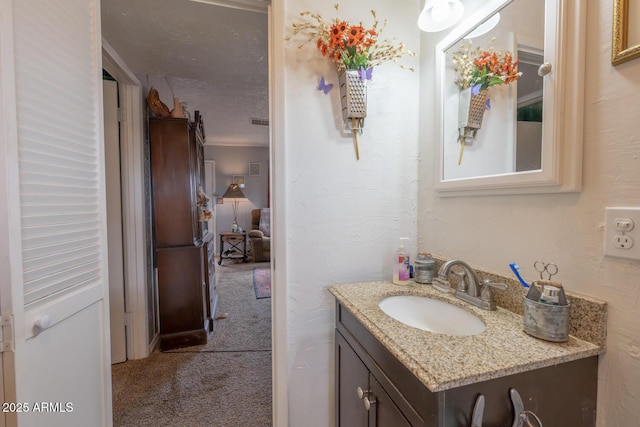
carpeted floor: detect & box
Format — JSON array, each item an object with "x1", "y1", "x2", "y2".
[{"x1": 111, "y1": 261, "x2": 272, "y2": 426}]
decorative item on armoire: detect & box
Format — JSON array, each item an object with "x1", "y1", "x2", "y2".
[
  {"x1": 451, "y1": 39, "x2": 521, "y2": 164},
  {"x1": 287, "y1": 4, "x2": 415, "y2": 160},
  {"x1": 146, "y1": 87, "x2": 171, "y2": 118},
  {"x1": 197, "y1": 186, "x2": 213, "y2": 221},
  {"x1": 170, "y1": 96, "x2": 186, "y2": 118}
]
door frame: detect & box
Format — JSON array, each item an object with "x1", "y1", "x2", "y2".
[
  {"x1": 0, "y1": 1, "x2": 22, "y2": 423},
  {"x1": 101, "y1": 3, "x2": 289, "y2": 423},
  {"x1": 102, "y1": 39, "x2": 156, "y2": 359},
  {"x1": 269, "y1": 1, "x2": 289, "y2": 426},
  {"x1": 103, "y1": 78, "x2": 127, "y2": 364}
]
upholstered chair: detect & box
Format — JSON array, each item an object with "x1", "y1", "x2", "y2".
[{"x1": 249, "y1": 208, "x2": 270, "y2": 262}]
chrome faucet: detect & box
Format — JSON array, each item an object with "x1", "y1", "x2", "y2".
[{"x1": 432, "y1": 260, "x2": 507, "y2": 310}]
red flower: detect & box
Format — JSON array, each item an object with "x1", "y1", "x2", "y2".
[
  {"x1": 329, "y1": 22, "x2": 348, "y2": 47},
  {"x1": 316, "y1": 38, "x2": 330, "y2": 57},
  {"x1": 349, "y1": 25, "x2": 365, "y2": 43}
]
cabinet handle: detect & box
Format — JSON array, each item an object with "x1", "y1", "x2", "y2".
[
  {"x1": 357, "y1": 387, "x2": 377, "y2": 411},
  {"x1": 363, "y1": 396, "x2": 376, "y2": 411},
  {"x1": 356, "y1": 386, "x2": 369, "y2": 400}
]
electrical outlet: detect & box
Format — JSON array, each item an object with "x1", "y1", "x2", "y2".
[
  {"x1": 613, "y1": 235, "x2": 634, "y2": 249},
  {"x1": 604, "y1": 207, "x2": 640, "y2": 260},
  {"x1": 614, "y1": 217, "x2": 634, "y2": 232}
]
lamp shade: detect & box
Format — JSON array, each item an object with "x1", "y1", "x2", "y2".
[
  {"x1": 418, "y1": 0, "x2": 464, "y2": 33},
  {"x1": 222, "y1": 183, "x2": 246, "y2": 199}
]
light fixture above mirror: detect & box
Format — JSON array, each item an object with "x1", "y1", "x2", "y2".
[{"x1": 418, "y1": 0, "x2": 465, "y2": 33}]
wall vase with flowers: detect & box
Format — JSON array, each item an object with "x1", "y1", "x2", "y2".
[
  {"x1": 287, "y1": 4, "x2": 414, "y2": 160},
  {"x1": 452, "y1": 39, "x2": 521, "y2": 164},
  {"x1": 458, "y1": 86, "x2": 488, "y2": 141},
  {"x1": 338, "y1": 69, "x2": 367, "y2": 130}
]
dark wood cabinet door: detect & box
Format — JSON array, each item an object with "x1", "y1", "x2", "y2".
[
  {"x1": 369, "y1": 375, "x2": 411, "y2": 427},
  {"x1": 156, "y1": 246, "x2": 207, "y2": 350},
  {"x1": 150, "y1": 118, "x2": 200, "y2": 247},
  {"x1": 336, "y1": 331, "x2": 369, "y2": 427}
]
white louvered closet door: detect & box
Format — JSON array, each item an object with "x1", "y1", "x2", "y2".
[{"x1": 0, "y1": 0, "x2": 112, "y2": 426}]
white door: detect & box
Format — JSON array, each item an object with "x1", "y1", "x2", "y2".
[
  {"x1": 0, "y1": 1, "x2": 112, "y2": 426},
  {"x1": 104, "y1": 79, "x2": 127, "y2": 364},
  {"x1": 204, "y1": 160, "x2": 216, "y2": 238},
  {"x1": 205, "y1": 160, "x2": 216, "y2": 197}
]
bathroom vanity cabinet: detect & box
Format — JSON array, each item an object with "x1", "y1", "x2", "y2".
[
  {"x1": 336, "y1": 330, "x2": 414, "y2": 426},
  {"x1": 335, "y1": 301, "x2": 598, "y2": 427}
]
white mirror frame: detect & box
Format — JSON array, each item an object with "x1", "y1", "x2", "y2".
[{"x1": 434, "y1": 0, "x2": 586, "y2": 196}]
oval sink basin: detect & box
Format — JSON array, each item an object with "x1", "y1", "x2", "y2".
[{"x1": 378, "y1": 295, "x2": 486, "y2": 336}]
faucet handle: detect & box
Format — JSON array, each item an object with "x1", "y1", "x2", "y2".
[
  {"x1": 480, "y1": 279, "x2": 508, "y2": 304},
  {"x1": 482, "y1": 279, "x2": 508, "y2": 291}
]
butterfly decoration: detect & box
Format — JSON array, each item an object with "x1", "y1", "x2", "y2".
[
  {"x1": 485, "y1": 98, "x2": 491, "y2": 110},
  {"x1": 317, "y1": 77, "x2": 334, "y2": 94},
  {"x1": 358, "y1": 66, "x2": 373, "y2": 81}
]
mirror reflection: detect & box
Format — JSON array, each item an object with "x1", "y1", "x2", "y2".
[{"x1": 441, "y1": 0, "x2": 545, "y2": 181}]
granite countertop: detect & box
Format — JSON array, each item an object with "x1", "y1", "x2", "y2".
[{"x1": 329, "y1": 281, "x2": 606, "y2": 392}]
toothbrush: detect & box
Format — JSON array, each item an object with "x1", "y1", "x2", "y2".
[{"x1": 509, "y1": 262, "x2": 530, "y2": 288}]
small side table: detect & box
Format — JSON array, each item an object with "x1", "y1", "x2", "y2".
[{"x1": 218, "y1": 231, "x2": 247, "y2": 265}]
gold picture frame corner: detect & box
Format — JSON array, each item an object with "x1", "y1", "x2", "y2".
[{"x1": 612, "y1": 0, "x2": 640, "y2": 65}]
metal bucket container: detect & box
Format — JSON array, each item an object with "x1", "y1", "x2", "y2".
[
  {"x1": 523, "y1": 297, "x2": 570, "y2": 342},
  {"x1": 414, "y1": 253, "x2": 435, "y2": 284}
]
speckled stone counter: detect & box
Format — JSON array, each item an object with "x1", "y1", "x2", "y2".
[{"x1": 329, "y1": 280, "x2": 606, "y2": 392}]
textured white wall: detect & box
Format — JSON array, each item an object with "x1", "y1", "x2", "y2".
[
  {"x1": 281, "y1": 0, "x2": 420, "y2": 424},
  {"x1": 418, "y1": 0, "x2": 640, "y2": 425}
]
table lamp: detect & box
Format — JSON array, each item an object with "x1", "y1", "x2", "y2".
[{"x1": 222, "y1": 183, "x2": 246, "y2": 232}]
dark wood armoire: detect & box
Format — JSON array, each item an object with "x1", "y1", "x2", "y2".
[{"x1": 149, "y1": 115, "x2": 217, "y2": 350}]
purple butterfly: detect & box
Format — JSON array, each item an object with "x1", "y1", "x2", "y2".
[
  {"x1": 485, "y1": 98, "x2": 491, "y2": 110},
  {"x1": 317, "y1": 77, "x2": 333, "y2": 94},
  {"x1": 471, "y1": 83, "x2": 482, "y2": 96},
  {"x1": 359, "y1": 66, "x2": 373, "y2": 81}
]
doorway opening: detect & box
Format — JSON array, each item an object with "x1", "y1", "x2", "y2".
[{"x1": 101, "y1": 0, "x2": 276, "y2": 424}]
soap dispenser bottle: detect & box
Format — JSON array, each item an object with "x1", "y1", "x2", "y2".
[{"x1": 393, "y1": 237, "x2": 411, "y2": 285}]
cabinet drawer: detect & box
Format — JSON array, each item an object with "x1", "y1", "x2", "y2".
[{"x1": 221, "y1": 235, "x2": 244, "y2": 243}]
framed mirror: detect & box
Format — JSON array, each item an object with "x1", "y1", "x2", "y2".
[
  {"x1": 434, "y1": 0, "x2": 586, "y2": 196},
  {"x1": 612, "y1": 0, "x2": 640, "y2": 65}
]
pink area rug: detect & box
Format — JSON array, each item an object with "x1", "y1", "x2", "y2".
[{"x1": 253, "y1": 267, "x2": 271, "y2": 299}]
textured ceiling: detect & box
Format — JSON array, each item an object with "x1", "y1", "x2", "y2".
[{"x1": 101, "y1": 0, "x2": 269, "y2": 146}]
